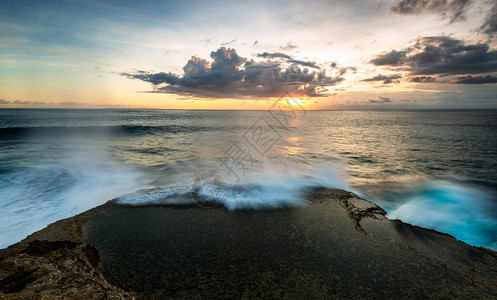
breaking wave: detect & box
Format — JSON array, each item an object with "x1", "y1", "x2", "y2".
[
  {"x1": 381, "y1": 180, "x2": 497, "y2": 250},
  {"x1": 117, "y1": 167, "x2": 351, "y2": 210},
  {"x1": 0, "y1": 153, "x2": 151, "y2": 249}
]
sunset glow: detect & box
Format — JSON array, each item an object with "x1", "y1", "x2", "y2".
[
  {"x1": 286, "y1": 97, "x2": 309, "y2": 106},
  {"x1": 1, "y1": 0, "x2": 496, "y2": 109}
]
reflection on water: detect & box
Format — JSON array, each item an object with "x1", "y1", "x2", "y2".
[{"x1": 280, "y1": 137, "x2": 304, "y2": 156}]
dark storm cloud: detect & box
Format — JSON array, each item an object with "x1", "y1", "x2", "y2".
[
  {"x1": 454, "y1": 75, "x2": 497, "y2": 84},
  {"x1": 370, "y1": 36, "x2": 497, "y2": 82},
  {"x1": 370, "y1": 50, "x2": 408, "y2": 66},
  {"x1": 361, "y1": 74, "x2": 402, "y2": 84},
  {"x1": 479, "y1": 2, "x2": 497, "y2": 38},
  {"x1": 368, "y1": 96, "x2": 393, "y2": 104},
  {"x1": 390, "y1": 0, "x2": 472, "y2": 22},
  {"x1": 128, "y1": 71, "x2": 180, "y2": 86},
  {"x1": 408, "y1": 76, "x2": 436, "y2": 82},
  {"x1": 123, "y1": 47, "x2": 344, "y2": 98},
  {"x1": 0, "y1": 99, "x2": 10, "y2": 104}
]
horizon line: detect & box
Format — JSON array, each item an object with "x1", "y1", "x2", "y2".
[{"x1": 1, "y1": 107, "x2": 497, "y2": 111}]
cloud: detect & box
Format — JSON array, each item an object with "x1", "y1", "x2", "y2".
[
  {"x1": 288, "y1": 59, "x2": 320, "y2": 69},
  {"x1": 279, "y1": 42, "x2": 298, "y2": 51},
  {"x1": 0, "y1": 99, "x2": 10, "y2": 104},
  {"x1": 390, "y1": 0, "x2": 472, "y2": 23},
  {"x1": 13, "y1": 100, "x2": 46, "y2": 105},
  {"x1": 368, "y1": 96, "x2": 393, "y2": 104},
  {"x1": 370, "y1": 36, "x2": 497, "y2": 82},
  {"x1": 59, "y1": 102, "x2": 86, "y2": 105},
  {"x1": 221, "y1": 39, "x2": 237, "y2": 46},
  {"x1": 361, "y1": 74, "x2": 402, "y2": 84},
  {"x1": 370, "y1": 50, "x2": 407, "y2": 66},
  {"x1": 123, "y1": 47, "x2": 344, "y2": 98},
  {"x1": 408, "y1": 76, "x2": 436, "y2": 82},
  {"x1": 391, "y1": 1, "x2": 496, "y2": 38},
  {"x1": 479, "y1": 2, "x2": 497, "y2": 38},
  {"x1": 256, "y1": 52, "x2": 320, "y2": 68},
  {"x1": 257, "y1": 52, "x2": 292, "y2": 60},
  {"x1": 454, "y1": 75, "x2": 497, "y2": 84}
]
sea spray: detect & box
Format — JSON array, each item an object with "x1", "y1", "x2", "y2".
[
  {"x1": 381, "y1": 180, "x2": 497, "y2": 250},
  {"x1": 116, "y1": 165, "x2": 351, "y2": 210},
  {"x1": 0, "y1": 153, "x2": 151, "y2": 249}
]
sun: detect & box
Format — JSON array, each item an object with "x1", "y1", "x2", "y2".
[{"x1": 283, "y1": 97, "x2": 309, "y2": 107}]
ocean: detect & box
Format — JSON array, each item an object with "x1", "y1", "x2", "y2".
[{"x1": 1, "y1": 108, "x2": 496, "y2": 250}]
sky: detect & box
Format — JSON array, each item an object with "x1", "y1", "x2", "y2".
[{"x1": 1, "y1": 0, "x2": 497, "y2": 109}]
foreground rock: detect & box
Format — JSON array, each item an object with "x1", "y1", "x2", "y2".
[
  {"x1": 1, "y1": 188, "x2": 496, "y2": 299},
  {"x1": 0, "y1": 207, "x2": 134, "y2": 299}
]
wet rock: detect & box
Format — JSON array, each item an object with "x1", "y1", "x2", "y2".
[
  {"x1": 0, "y1": 268, "x2": 36, "y2": 294},
  {"x1": 1, "y1": 189, "x2": 496, "y2": 299},
  {"x1": 0, "y1": 205, "x2": 134, "y2": 299},
  {"x1": 22, "y1": 240, "x2": 77, "y2": 256}
]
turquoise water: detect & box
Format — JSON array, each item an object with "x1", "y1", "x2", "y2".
[{"x1": 0, "y1": 109, "x2": 496, "y2": 249}]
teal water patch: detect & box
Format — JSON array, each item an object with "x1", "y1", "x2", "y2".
[{"x1": 381, "y1": 181, "x2": 497, "y2": 250}]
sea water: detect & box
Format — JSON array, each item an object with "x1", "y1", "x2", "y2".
[{"x1": 0, "y1": 109, "x2": 496, "y2": 249}]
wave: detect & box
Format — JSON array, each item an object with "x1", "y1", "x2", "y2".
[
  {"x1": 0, "y1": 125, "x2": 213, "y2": 139},
  {"x1": 0, "y1": 152, "x2": 151, "y2": 249},
  {"x1": 117, "y1": 167, "x2": 351, "y2": 210},
  {"x1": 2, "y1": 148, "x2": 496, "y2": 253},
  {"x1": 380, "y1": 180, "x2": 497, "y2": 250},
  {"x1": 116, "y1": 171, "x2": 497, "y2": 251}
]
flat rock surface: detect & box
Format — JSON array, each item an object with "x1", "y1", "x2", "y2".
[{"x1": 1, "y1": 188, "x2": 496, "y2": 299}]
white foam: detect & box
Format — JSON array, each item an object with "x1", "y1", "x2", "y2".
[
  {"x1": 116, "y1": 165, "x2": 351, "y2": 210},
  {"x1": 0, "y1": 152, "x2": 151, "y2": 249},
  {"x1": 387, "y1": 181, "x2": 497, "y2": 250}
]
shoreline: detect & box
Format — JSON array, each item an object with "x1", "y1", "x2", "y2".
[{"x1": 1, "y1": 188, "x2": 496, "y2": 298}]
